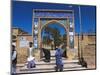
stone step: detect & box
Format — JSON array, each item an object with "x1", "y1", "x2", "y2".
[
  {"x1": 36, "y1": 60, "x2": 79, "y2": 65},
  {"x1": 40, "y1": 57, "x2": 67, "y2": 61},
  {"x1": 17, "y1": 60, "x2": 79, "y2": 67},
  {"x1": 20, "y1": 63, "x2": 82, "y2": 70},
  {"x1": 16, "y1": 66, "x2": 86, "y2": 74},
  {"x1": 16, "y1": 59, "x2": 86, "y2": 74}
]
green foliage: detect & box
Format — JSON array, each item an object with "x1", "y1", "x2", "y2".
[
  {"x1": 42, "y1": 24, "x2": 68, "y2": 50},
  {"x1": 43, "y1": 26, "x2": 63, "y2": 48}
]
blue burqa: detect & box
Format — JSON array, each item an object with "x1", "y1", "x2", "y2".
[{"x1": 55, "y1": 48, "x2": 63, "y2": 66}]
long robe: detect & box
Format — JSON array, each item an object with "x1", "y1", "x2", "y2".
[{"x1": 55, "y1": 48, "x2": 63, "y2": 66}]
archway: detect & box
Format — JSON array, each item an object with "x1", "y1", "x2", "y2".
[
  {"x1": 40, "y1": 21, "x2": 68, "y2": 58},
  {"x1": 32, "y1": 9, "x2": 76, "y2": 61},
  {"x1": 41, "y1": 20, "x2": 67, "y2": 48}
]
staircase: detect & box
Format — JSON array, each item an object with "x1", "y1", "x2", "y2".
[{"x1": 16, "y1": 50, "x2": 86, "y2": 74}]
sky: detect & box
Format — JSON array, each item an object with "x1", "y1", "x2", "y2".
[
  {"x1": 12, "y1": 1, "x2": 96, "y2": 35},
  {"x1": 41, "y1": 22, "x2": 66, "y2": 39}
]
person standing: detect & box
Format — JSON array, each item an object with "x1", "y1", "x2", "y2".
[
  {"x1": 42, "y1": 48, "x2": 51, "y2": 62},
  {"x1": 11, "y1": 45, "x2": 17, "y2": 75},
  {"x1": 55, "y1": 44, "x2": 63, "y2": 72},
  {"x1": 27, "y1": 42, "x2": 36, "y2": 68}
]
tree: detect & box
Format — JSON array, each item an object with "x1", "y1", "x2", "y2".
[
  {"x1": 43, "y1": 26, "x2": 62, "y2": 49},
  {"x1": 63, "y1": 33, "x2": 67, "y2": 45},
  {"x1": 51, "y1": 27, "x2": 62, "y2": 49},
  {"x1": 42, "y1": 36, "x2": 48, "y2": 45}
]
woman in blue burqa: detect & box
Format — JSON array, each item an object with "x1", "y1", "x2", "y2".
[{"x1": 55, "y1": 44, "x2": 64, "y2": 72}]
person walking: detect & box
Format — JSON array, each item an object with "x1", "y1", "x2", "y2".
[{"x1": 55, "y1": 44, "x2": 64, "y2": 72}]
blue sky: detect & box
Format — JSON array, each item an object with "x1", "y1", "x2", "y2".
[
  {"x1": 12, "y1": 1, "x2": 96, "y2": 35},
  {"x1": 41, "y1": 22, "x2": 66, "y2": 38}
]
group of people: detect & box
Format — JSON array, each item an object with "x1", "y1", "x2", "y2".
[
  {"x1": 11, "y1": 42, "x2": 36, "y2": 75},
  {"x1": 41, "y1": 44, "x2": 64, "y2": 72},
  {"x1": 11, "y1": 42, "x2": 64, "y2": 75}
]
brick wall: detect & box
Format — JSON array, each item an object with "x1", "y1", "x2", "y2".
[
  {"x1": 15, "y1": 34, "x2": 96, "y2": 65},
  {"x1": 16, "y1": 35, "x2": 32, "y2": 64}
]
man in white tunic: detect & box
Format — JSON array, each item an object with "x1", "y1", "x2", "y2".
[{"x1": 27, "y1": 42, "x2": 36, "y2": 68}]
